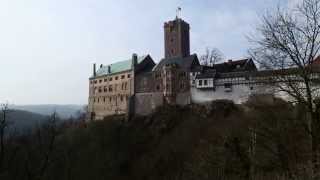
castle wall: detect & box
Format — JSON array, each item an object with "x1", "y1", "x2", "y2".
[
  {"x1": 134, "y1": 92, "x2": 164, "y2": 116},
  {"x1": 191, "y1": 85, "x2": 250, "y2": 104},
  {"x1": 191, "y1": 82, "x2": 274, "y2": 104},
  {"x1": 176, "y1": 92, "x2": 191, "y2": 105},
  {"x1": 88, "y1": 71, "x2": 133, "y2": 120}
]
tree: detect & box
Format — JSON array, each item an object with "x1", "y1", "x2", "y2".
[
  {"x1": 249, "y1": 0, "x2": 320, "y2": 179},
  {"x1": 200, "y1": 47, "x2": 224, "y2": 66},
  {"x1": 0, "y1": 103, "x2": 9, "y2": 171}
]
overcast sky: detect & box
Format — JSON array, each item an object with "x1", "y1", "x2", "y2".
[{"x1": 0, "y1": 0, "x2": 300, "y2": 105}]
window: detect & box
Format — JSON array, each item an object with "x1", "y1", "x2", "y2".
[
  {"x1": 224, "y1": 83, "x2": 232, "y2": 92},
  {"x1": 109, "y1": 85, "x2": 113, "y2": 92},
  {"x1": 120, "y1": 95, "x2": 123, "y2": 102},
  {"x1": 94, "y1": 80, "x2": 97, "y2": 84},
  {"x1": 169, "y1": 26, "x2": 174, "y2": 32},
  {"x1": 224, "y1": 83, "x2": 232, "y2": 88},
  {"x1": 204, "y1": 80, "x2": 208, "y2": 86},
  {"x1": 103, "y1": 97, "x2": 106, "y2": 102},
  {"x1": 104, "y1": 79, "x2": 107, "y2": 82},
  {"x1": 127, "y1": 74, "x2": 131, "y2": 78},
  {"x1": 250, "y1": 86, "x2": 254, "y2": 90},
  {"x1": 121, "y1": 75, "x2": 125, "y2": 79},
  {"x1": 115, "y1": 76, "x2": 118, "y2": 80},
  {"x1": 109, "y1": 77, "x2": 113, "y2": 81},
  {"x1": 199, "y1": 80, "x2": 203, "y2": 86},
  {"x1": 93, "y1": 98, "x2": 96, "y2": 103},
  {"x1": 104, "y1": 86, "x2": 107, "y2": 92},
  {"x1": 99, "y1": 79, "x2": 102, "y2": 83},
  {"x1": 156, "y1": 85, "x2": 160, "y2": 91},
  {"x1": 98, "y1": 87, "x2": 102, "y2": 93},
  {"x1": 192, "y1": 80, "x2": 195, "y2": 84},
  {"x1": 97, "y1": 98, "x2": 100, "y2": 103},
  {"x1": 109, "y1": 97, "x2": 112, "y2": 102}
]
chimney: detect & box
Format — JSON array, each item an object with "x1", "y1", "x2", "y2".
[
  {"x1": 93, "y1": 63, "x2": 96, "y2": 77},
  {"x1": 108, "y1": 66, "x2": 111, "y2": 73},
  {"x1": 132, "y1": 53, "x2": 138, "y2": 68}
]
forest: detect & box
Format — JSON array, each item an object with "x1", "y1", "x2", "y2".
[{"x1": 0, "y1": 97, "x2": 317, "y2": 180}]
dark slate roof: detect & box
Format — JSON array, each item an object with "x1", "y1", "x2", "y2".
[
  {"x1": 212, "y1": 58, "x2": 257, "y2": 73},
  {"x1": 196, "y1": 72, "x2": 216, "y2": 79},
  {"x1": 153, "y1": 54, "x2": 200, "y2": 71}
]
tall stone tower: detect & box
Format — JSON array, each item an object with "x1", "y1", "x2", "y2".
[{"x1": 164, "y1": 17, "x2": 190, "y2": 58}]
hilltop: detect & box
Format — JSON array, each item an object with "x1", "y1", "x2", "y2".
[
  {"x1": 0, "y1": 99, "x2": 312, "y2": 180},
  {"x1": 10, "y1": 104, "x2": 85, "y2": 119}
]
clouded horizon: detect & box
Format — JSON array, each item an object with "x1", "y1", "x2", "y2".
[{"x1": 0, "y1": 0, "x2": 298, "y2": 105}]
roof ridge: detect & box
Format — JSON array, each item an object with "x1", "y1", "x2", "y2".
[{"x1": 103, "y1": 55, "x2": 148, "y2": 67}]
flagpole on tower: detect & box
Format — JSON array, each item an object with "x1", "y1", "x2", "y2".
[{"x1": 176, "y1": 7, "x2": 181, "y2": 19}]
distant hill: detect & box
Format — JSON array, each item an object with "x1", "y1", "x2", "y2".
[
  {"x1": 3, "y1": 109, "x2": 48, "y2": 134},
  {"x1": 10, "y1": 104, "x2": 86, "y2": 119}
]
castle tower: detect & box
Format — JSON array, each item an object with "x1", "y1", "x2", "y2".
[{"x1": 164, "y1": 17, "x2": 190, "y2": 58}]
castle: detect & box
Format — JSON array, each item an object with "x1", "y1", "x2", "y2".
[{"x1": 87, "y1": 16, "x2": 320, "y2": 120}]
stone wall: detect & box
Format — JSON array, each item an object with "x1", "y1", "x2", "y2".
[
  {"x1": 176, "y1": 92, "x2": 191, "y2": 105},
  {"x1": 88, "y1": 70, "x2": 133, "y2": 120},
  {"x1": 191, "y1": 81, "x2": 277, "y2": 104},
  {"x1": 134, "y1": 92, "x2": 163, "y2": 116},
  {"x1": 191, "y1": 84, "x2": 254, "y2": 104}
]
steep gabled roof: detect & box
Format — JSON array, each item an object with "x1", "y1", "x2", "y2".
[
  {"x1": 95, "y1": 55, "x2": 150, "y2": 77},
  {"x1": 153, "y1": 54, "x2": 200, "y2": 71},
  {"x1": 212, "y1": 58, "x2": 257, "y2": 73}
]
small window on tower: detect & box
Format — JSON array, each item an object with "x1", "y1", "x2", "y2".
[{"x1": 169, "y1": 26, "x2": 174, "y2": 32}]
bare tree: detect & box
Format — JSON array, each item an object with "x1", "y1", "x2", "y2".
[
  {"x1": 23, "y1": 112, "x2": 59, "y2": 180},
  {"x1": 249, "y1": 0, "x2": 320, "y2": 179},
  {"x1": 0, "y1": 103, "x2": 9, "y2": 170},
  {"x1": 200, "y1": 47, "x2": 224, "y2": 66}
]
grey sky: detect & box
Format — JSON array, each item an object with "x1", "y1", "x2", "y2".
[{"x1": 0, "y1": 0, "x2": 297, "y2": 105}]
